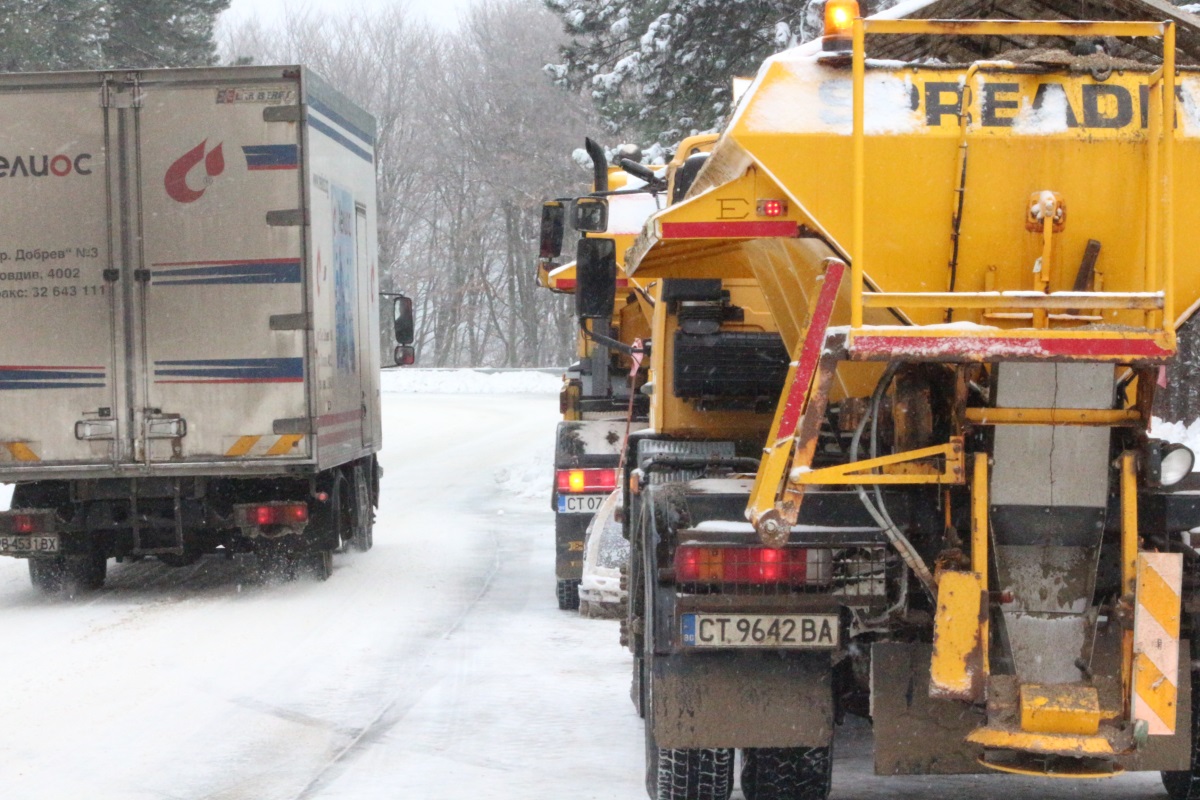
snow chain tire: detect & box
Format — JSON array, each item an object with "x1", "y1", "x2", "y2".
[{"x1": 741, "y1": 746, "x2": 833, "y2": 800}]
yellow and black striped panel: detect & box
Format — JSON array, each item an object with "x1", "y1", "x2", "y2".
[
  {"x1": 0, "y1": 442, "x2": 39, "y2": 462},
  {"x1": 1133, "y1": 552, "x2": 1183, "y2": 735},
  {"x1": 223, "y1": 435, "x2": 304, "y2": 458}
]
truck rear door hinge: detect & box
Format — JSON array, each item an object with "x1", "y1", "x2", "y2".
[
  {"x1": 134, "y1": 268, "x2": 152, "y2": 283},
  {"x1": 273, "y1": 417, "x2": 314, "y2": 435},
  {"x1": 263, "y1": 106, "x2": 302, "y2": 123},
  {"x1": 266, "y1": 209, "x2": 307, "y2": 227},
  {"x1": 269, "y1": 313, "x2": 312, "y2": 331}
]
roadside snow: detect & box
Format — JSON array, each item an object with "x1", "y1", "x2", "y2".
[{"x1": 381, "y1": 367, "x2": 561, "y2": 394}]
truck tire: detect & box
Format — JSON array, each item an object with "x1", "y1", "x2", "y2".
[
  {"x1": 556, "y1": 578, "x2": 580, "y2": 610},
  {"x1": 65, "y1": 552, "x2": 107, "y2": 593},
  {"x1": 28, "y1": 558, "x2": 65, "y2": 593},
  {"x1": 349, "y1": 464, "x2": 374, "y2": 552},
  {"x1": 645, "y1": 730, "x2": 733, "y2": 800},
  {"x1": 741, "y1": 747, "x2": 833, "y2": 800}
]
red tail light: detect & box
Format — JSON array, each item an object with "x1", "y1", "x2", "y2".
[
  {"x1": 249, "y1": 503, "x2": 309, "y2": 526},
  {"x1": 675, "y1": 545, "x2": 809, "y2": 585},
  {"x1": 13, "y1": 514, "x2": 37, "y2": 534},
  {"x1": 555, "y1": 468, "x2": 618, "y2": 494},
  {"x1": 757, "y1": 199, "x2": 787, "y2": 217}
]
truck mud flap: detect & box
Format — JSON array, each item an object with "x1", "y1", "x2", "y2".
[{"x1": 651, "y1": 651, "x2": 832, "y2": 749}]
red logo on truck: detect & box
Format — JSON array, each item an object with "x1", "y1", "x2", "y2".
[{"x1": 165, "y1": 140, "x2": 225, "y2": 203}]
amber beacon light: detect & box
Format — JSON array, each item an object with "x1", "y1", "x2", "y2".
[{"x1": 823, "y1": 0, "x2": 859, "y2": 50}]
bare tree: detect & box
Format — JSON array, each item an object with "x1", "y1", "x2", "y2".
[{"x1": 219, "y1": 0, "x2": 596, "y2": 368}]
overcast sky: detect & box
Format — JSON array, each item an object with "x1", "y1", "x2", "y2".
[{"x1": 221, "y1": 0, "x2": 479, "y2": 31}]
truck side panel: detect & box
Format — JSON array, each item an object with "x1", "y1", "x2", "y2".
[{"x1": 303, "y1": 72, "x2": 381, "y2": 470}]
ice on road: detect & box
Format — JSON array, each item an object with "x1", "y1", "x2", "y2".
[{"x1": 0, "y1": 369, "x2": 1177, "y2": 799}]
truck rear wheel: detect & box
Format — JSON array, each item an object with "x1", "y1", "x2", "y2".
[
  {"x1": 643, "y1": 667, "x2": 734, "y2": 800},
  {"x1": 28, "y1": 552, "x2": 106, "y2": 595},
  {"x1": 556, "y1": 578, "x2": 580, "y2": 610},
  {"x1": 741, "y1": 747, "x2": 833, "y2": 800},
  {"x1": 349, "y1": 464, "x2": 374, "y2": 552},
  {"x1": 28, "y1": 558, "x2": 64, "y2": 593}
]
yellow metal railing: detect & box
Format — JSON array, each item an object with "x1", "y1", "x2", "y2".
[{"x1": 849, "y1": 18, "x2": 1177, "y2": 339}]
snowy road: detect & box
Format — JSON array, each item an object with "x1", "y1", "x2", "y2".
[{"x1": 0, "y1": 373, "x2": 1179, "y2": 799}]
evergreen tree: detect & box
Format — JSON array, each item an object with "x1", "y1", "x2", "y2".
[
  {"x1": 0, "y1": 0, "x2": 228, "y2": 73},
  {"x1": 103, "y1": 0, "x2": 230, "y2": 68},
  {"x1": 545, "y1": 0, "x2": 908, "y2": 143}
]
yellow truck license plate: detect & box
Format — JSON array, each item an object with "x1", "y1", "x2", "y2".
[{"x1": 681, "y1": 613, "x2": 839, "y2": 648}]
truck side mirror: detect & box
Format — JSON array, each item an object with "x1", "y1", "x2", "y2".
[
  {"x1": 393, "y1": 295, "x2": 414, "y2": 345},
  {"x1": 571, "y1": 197, "x2": 608, "y2": 234},
  {"x1": 393, "y1": 344, "x2": 415, "y2": 366},
  {"x1": 576, "y1": 238, "x2": 617, "y2": 320},
  {"x1": 540, "y1": 201, "x2": 565, "y2": 259}
]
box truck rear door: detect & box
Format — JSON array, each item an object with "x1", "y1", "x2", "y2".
[
  {"x1": 134, "y1": 76, "x2": 309, "y2": 466},
  {"x1": 0, "y1": 77, "x2": 122, "y2": 473}
]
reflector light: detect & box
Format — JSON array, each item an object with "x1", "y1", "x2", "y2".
[
  {"x1": 555, "y1": 468, "x2": 619, "y2": 494},
  {"x1": 13, "y1": 514, "x2": 36, "y2": 534},
  {"x1": 675, "y1": 545, "x2": 810, "y2": 585},
  {"x1": 757, "y1": 199, "x2": 787, "y2": 217}
]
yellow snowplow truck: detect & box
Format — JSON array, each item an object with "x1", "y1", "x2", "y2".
[
  {"x1": 575, "y1": 8, "x2": 1200, "y2": 800},
  {"x1": 538, "y1": 137, "x2": 716, "y2": 609}
]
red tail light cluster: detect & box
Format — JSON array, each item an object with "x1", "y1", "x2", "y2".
[
  {"x1": 556, "y1": 468, "x2": 619, "y2": 494},
  {"x1": 249, "y1": 503, "x2": 308, "y2": 526},
  {"x1": 0, "y1": 511, "x2": 54, "y2": 535},
  {"x1": 675, "y1": 545, "x2": 809, "y2": 585}
]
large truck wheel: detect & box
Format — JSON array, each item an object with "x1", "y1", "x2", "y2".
[
  {"x1": 349, "y1": 463, "x2": 374, "y2": 552},
  {"x1": 65, "y1": 552, "x2": 107, "y2": 592},
  {"x1": 741, "y1": 747, "x2": 833, "y2": 800},
  {"x1": 556, "y1": 578, "x2": 580, "y2": 610},
  {"x1": 28, "y1": 558, "x2": 65, "y2": 593},
  {"x1": 644, "y1": 725, "x2": 733, "y2": 800},
  {"x1": 643, "y1": 665, "x2": 734, "y2": 800}
]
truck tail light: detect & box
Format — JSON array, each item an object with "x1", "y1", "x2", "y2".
[
  {"x1": 244, "y1": 503, "x2": 308, "y2": 527},
  {"x1": 675, "y1": 545, "x2": 810, "y2": 585},
  {"x1": 0, "y1": 510, "x2": 55, "y2": 535},
  {"x1": 556, "y1": 468, "x2": 619, "y2": 494}
]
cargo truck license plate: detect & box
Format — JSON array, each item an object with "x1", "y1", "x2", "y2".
[
  {"x1": 681, "y1": 613, "x2": 839, "y2": 649},
  {"x1": 557, "y1": 495, "x2": 606, "y2": 514},
  {"x1": 0, "y1": 535, "x2": 60, "y2": 555}
]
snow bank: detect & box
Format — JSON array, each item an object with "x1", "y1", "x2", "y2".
[{"x1": 381, "y1": 368, "x2": 562, "y2": 395}]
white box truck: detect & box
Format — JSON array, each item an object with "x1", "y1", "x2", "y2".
[{"x1": 0, "y1": 65, "x2": 412, "y2": 591}]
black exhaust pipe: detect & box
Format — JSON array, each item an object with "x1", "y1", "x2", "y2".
[{"x1": 584, "y1": 137, "x2": 608, "y2": 193}]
